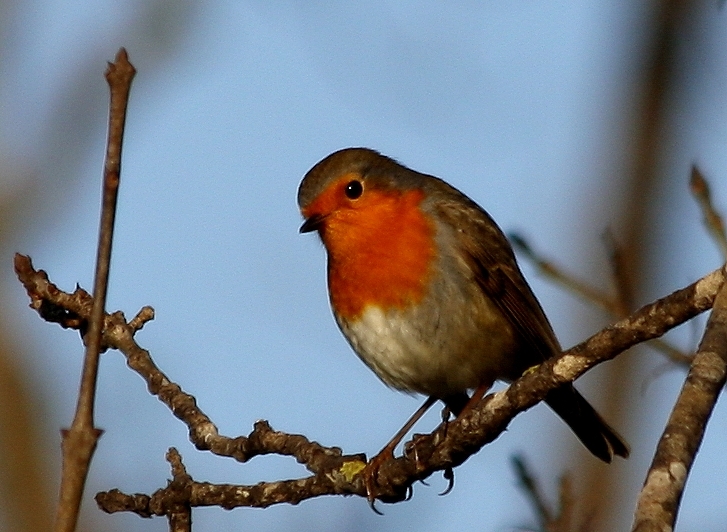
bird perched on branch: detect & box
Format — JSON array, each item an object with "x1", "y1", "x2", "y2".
[{"x1": 298, "y1": 147, "x2": 628, "y2": 501}]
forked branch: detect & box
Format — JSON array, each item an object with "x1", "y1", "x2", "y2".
[{"x1": 14, "y1": 253, "x2": 724, "y2": 516}]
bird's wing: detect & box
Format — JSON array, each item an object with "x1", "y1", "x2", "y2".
[{"x1": 435, "y1": 199, "x2": 561, "y2": 370}]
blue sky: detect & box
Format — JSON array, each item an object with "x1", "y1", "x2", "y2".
[{"x1": 2, "y1": 2, "x2": 727, "y2": 531}]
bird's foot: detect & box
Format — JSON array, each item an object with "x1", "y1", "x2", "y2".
[{"x1": 363, "y1": 449, "x2": 395, "y2": 514}]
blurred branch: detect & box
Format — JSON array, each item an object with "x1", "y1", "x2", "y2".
[
  {"x1": 512, "y1": 167, "x2": 727, "y2": 370},
  {"x1": 632, "y1": 267, "x2": 727, "y2": 532},
  {"x1": 14, "y1": 254, "x2": 723, "y2": 517},
  {"x1": 512, "y1": 455, "x2": 586, "y2": 532},
  {"x1": 54, "y1": 48, "x2": 135, "y2": 532},
  {"x1": 512, "y1": 456, "x2": 555, "y2": 531},
  {"x1": 602, "y1": 229, "x2": 634, "y2": 315},
  {"x1": 690, "y1": 165, "x2": 727, "y2": 260},
  {"x1": 510, "y1": 234, "x2": 617, "y2": 314},
  {"x1": 511, "y1": 233, "x2": 693, "y2": 365}
]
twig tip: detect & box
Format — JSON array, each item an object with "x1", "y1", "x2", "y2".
[{"x1": 105, "y1": 47, "x2": 136, "y2": 83}]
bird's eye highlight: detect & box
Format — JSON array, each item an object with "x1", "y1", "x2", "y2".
[{"x1": 344, "y1": 180, "x2": 363, "y2": 200}]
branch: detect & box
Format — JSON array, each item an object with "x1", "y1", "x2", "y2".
[
  {"x1": 511, "y1": 233, "x2": 694, "y2": 366},
  {"x1": 96, "y1": 445, "x2": 360, "y2": 515},
  {"x1": 511, "y1": 455, "x2": 555, "y2": 530},
  {"x1": 510, "y1": 233, "x2": 617, "y2": 315},
  {"x1": 54, "y1": 48, "x2": 135, "y2": 532},
  {"x1": 632, "y1": 270, "x2": 727, "y2": 531},
  {"x1": 690, "y1": 165, "x2": 727, "y2": 260},
  {"x1": 368, "y1": 265, "x2": 724, "y2": 502},
  {"x1": 15, "y1": 253, "x2": 724, "y2": 515},
  {"x1": 511, "y1": 455, "x2": 580, "y2": 532}
]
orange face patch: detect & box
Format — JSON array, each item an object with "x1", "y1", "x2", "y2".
[
  {"x1": 301, "y1": 173, "x2": 361, "y2": 223},
  {"x1": 304, "y1": 175, "x2": 436, "y2": 320}
]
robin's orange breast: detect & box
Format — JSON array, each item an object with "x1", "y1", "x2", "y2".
[{"x1": 308, "y1": 184, "x2": 436, "y2": 320}]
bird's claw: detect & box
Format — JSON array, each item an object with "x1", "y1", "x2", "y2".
[
  {"x1": 367, "y1": 496, "x2": 384, "y2": 515},
  {"x1": 439, "y1": 467, "x2": 455, "y2": 496},
  {"x1": 363, "y1": 450, "x2": 393, "y2": 514}
]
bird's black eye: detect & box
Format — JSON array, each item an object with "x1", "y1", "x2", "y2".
[{"x1": 344, "y1": 180, "x2": 363, "y2": 200}]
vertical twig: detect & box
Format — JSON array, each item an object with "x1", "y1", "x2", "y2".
[
  {"x1": 166, "y1": 449, "x2": 193, "y2": 532},
  {"x1": 602, "y1": 230, "x2": 634, "y2": 316},
  {"x1": 54, "y1": 48, "x2": 136, "y2": 532},
  {"x1": 632, "y1": 268, "x2": 727, "y2": 532}
]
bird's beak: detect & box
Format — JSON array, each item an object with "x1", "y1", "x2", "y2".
[{"x1": 299, "y1": 213, "x2": 325, "y2": 234}]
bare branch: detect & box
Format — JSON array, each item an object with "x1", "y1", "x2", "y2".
[
  {"x1": 371, "y1": 266, "x2": 724, "y2": 504},
  {"x1": 96, "y1": 445, "x2": 360, "y2": 515},
  {"x1": 54, "y1": 48, "x2": 135, "y2": 532},
  {"x1": 164, "y1": 449, "x2": 192, "y2": 532},
  {"x1": 15, "y1": 252, "x2": 724, "y2": 514},
  {"x1": 632, "y1": 268, "x2": 727, "y2": 531}
]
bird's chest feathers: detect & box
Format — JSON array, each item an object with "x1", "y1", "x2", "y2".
[{"x1": 323, "y1": 190, "x2": 436, "y2": 320}]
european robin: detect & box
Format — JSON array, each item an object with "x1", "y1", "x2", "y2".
[{"x1": 298, "y1": 148, "x2": 628, "y2": 498}]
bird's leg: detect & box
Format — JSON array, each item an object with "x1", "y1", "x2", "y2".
[
  {"x1": 456, "y1": 381, "x2": 491, "y2": 417},
  {"x1": 365, "y1": 384, "x2": 492, "y2": 507},
  {"x1": 437, "y1": 381, "x2": 492, "y2": 437},
  {"x1": 438, "y1": 405, "x2": 455, "y2": 440},
  {"x1": 364, "y1": 395, "x2": 438, "y2": 507},
  {"x1": 433, "y1": 383, "x2": 491, "y2": 497}
]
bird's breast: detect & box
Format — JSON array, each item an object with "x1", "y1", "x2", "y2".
[
  {"x1": 324, "y1": 189, "x2": 436, "y2": 320},
  {"x1": 334, "y1": 256, "x2": 520, "y2": 398}
]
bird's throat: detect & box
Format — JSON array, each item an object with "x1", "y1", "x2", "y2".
[{"x1": 324, "y1": 189, "x2": 436, "y2": 320}]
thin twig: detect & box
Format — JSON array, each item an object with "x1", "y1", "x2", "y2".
[
  {"x1": 54, "y1": 48, "x2": 135, "y2": 532},
  {"x1": 165, "y1": 449, "x2": 193, "y2": 532},
  {"x1": 511, "y1": 455, "x2": 554, "y2": 530},
  {"x1": 603, "y1": 229, "x2": 634, "y2": 315},
  {"x1": 632, "y1": 267, "x2": 727, "y2": 532},
  {"x1": 604, "y1": 232, "x2": 694, "y2": 366},
  {"x1": 690, "y1": 165, "x2": 727, "y2": 260},
  {"x1": 554, "y1": 475, "x2": 576, "y2": 532},
  {"x1": 510, "y1": 234, "x2": 617, "y2": 314}
]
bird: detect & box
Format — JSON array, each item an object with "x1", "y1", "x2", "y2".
[{"x1": 297, "y1": 147, "x2": 628, "y2": 500}]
